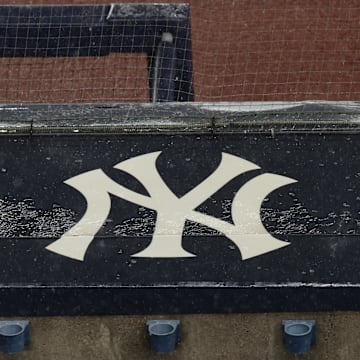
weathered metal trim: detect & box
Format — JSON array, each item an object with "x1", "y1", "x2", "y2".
[{"x1": 0, "y1": 102, "x2": 360, "y2": 135}]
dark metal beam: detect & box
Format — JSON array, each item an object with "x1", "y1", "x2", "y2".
[{"x1": 0, "y1": 4, "x2": 194, "y2": 102}]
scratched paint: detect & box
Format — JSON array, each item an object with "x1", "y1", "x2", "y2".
[{"x1": 0, "y1": 193, "x2": 358, "y2": 239}]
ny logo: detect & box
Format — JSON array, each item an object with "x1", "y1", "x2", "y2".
[{"x1": 46, "y1": 152, "x2": 297, "y2": 261}]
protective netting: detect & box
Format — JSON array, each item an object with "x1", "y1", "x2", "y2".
[{"x1": 0, "y1": 0, "x2": 359, "y2": 103}]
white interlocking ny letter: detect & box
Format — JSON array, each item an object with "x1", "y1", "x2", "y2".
[{"x1": 46, "y1": 152, "x2": 297, "y2": 261}]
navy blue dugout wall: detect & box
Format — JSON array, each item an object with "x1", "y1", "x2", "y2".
[{"x1": 0, "y1": 102, "x2": 359, "y2": 315}]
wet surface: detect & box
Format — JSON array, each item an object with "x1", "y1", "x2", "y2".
[{"x1": 0, "y1": 133, "x2": 358, "y2": 288}]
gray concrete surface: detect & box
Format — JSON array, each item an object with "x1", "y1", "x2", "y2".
[{"x1": 0, "y1": 312, "x2": 359, "y2": 359}]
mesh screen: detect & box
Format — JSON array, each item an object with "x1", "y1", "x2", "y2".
[{"x1": 0, "y1": 0, "x2": 359, "y2": 103}]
